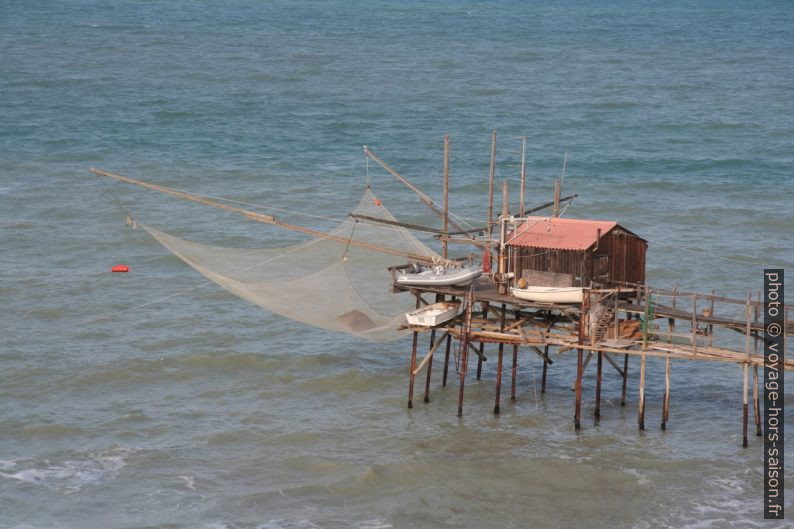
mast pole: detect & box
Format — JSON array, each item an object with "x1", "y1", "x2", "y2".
[
  {"x1": 443, "y1": 134, "x2": 450, "y2": 260},
  {"x1": 519, "y1": 137, "x2": 526, "y2": 216},
  {"x1": 487, "y1": 131, "x2": 497, "y2": 238}
]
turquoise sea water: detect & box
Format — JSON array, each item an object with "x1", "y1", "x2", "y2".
[{"x1": 1, "y1": 1, "x2": 793, "y2": 528}]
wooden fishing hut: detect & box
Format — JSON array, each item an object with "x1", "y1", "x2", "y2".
[
  {"x1": 385, "y1": 132, "x2": 792, "y2": 448},
  {"x1": 505, "y1": 217, "x2": 647, "y2": 288}
]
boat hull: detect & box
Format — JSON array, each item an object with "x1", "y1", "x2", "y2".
[
  {"x1": 405, "y1": 301, "x2": 462, "y2": 327},
  {"x1": 395, "y1": 265, "x2": 482, "y2": 287},
  {"x1": 510, "y1": 286, "x2": 583, "y2": 304}
]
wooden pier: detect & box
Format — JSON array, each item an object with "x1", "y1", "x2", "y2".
[{"x1": 398, "y1": 280, "x2": 791, "y2": 444}]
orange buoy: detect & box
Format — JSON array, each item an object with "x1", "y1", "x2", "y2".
[{"x1": 111, "y1": 265, "x2": 129, "y2": 273}]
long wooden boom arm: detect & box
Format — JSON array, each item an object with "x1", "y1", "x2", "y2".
[{"x1": 89, "y1": 168, "x2": 447, "y2": 265}]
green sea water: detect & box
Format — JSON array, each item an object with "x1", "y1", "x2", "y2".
[{"x1": 1, "y1": 1, "x2": 793, "y2": 527}]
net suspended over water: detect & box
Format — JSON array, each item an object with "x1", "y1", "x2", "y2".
[{"x1": 142, "y1": 188, "x2": 439, "y2": 342}]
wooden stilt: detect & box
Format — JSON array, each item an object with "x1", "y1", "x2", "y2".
[
  {"x1": 742, "y1": 293, "x2": 751, "y2": 447},
  {"x1": 574, "y1": 294, "x2": 587, "y2": 430},
  {"x1": 423, "y1": 329, "x2": 436, "y2": 403},
  {"x1": 638, "y1": 350, "x2": 646, "y2": 430},
  {"x1": 457, "y1": 289, "x2": 475, "y2": 417},
  {"x1": 742, "y1": 362, "x2": 749, "y2": 448},
  {"x1": 511, "y1": 311, "x2": 519, "y2": 401},
  {"x1": 494, "y1": 304, "x2": 506, "y2": 414},
  {"x1": 638, "y1": 287, "x2": 649, "y2": 430},
  {"x1": 661, "y1": 354, "x2": 670, "y2": 430},
  {"x1": 408, "y1": 333, "x2": 419, "y2": 409},
  {"x1": 442, "y1": 333, "x2": 452, "y2": 388},
  {"x1": 541, "y1": 345, "x2": 549, "y2": 394},
  {"x1": 476, "y1": 304, "x2": 487, "y2": 380},
  {"x1": 754, "y1": 292, "x2": 762, "y2": 436},
  {"x1": 595, "y1": 351, "x2": 603, "y2": 421},
  {"x1": 620, "y1": 353, "x2": 628, "y2": 406}
]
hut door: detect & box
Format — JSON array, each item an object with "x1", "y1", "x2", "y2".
[{"x1": 594, "y1": 254, "x2": 609, "y2": 285}]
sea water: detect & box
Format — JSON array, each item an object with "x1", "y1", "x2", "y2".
[{"x1": 1, "y1": 1, "x2": 793, "y2": 527}]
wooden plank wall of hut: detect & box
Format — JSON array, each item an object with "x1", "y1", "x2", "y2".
[{"x1": 508, "y1": 247, "x2": 586, "y2": 286}]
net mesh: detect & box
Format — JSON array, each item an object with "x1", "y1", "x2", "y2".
[{"x1": 141, "y1": 188, "x2": 438, "y2": 342}]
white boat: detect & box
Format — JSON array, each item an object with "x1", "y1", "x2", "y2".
[
  {"x1": 510, "y1": 285, "x2": 583, "y2": 304},
  {"x1": 405, "y1": 301, "x2": 462, "y2": 327},
  {"x1": 395, "y1": 264, "x2": 482, "y2": 287}
]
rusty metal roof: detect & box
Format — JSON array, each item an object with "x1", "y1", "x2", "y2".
[{"x1": 507, "y1": 216, "x2": 619, "y2": 251}]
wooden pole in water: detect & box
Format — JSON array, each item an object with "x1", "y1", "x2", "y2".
[
  {"x1": 519, "y1": 137, "x2": 526, "y2": 216},
  {"x1": 595, "y1": 347, "x2": 603, "y2": 421},
  {"x1": 424, "y1": 328, "x2": 436, "y2": 403},
  {"x1": 541, "y1": 345, "x2": 549, "y2": 394},
  {"x1": 742, "y1": 292, "x2": 751, "y2": 448},
  {"x1": 476, "y1": 303, "x2": 488, "y2": 380},
  {"x1": 487, "y1": 131, "x2": 497, "y2": 239},
  {"x1": 494, "y1": 304, "x2": 507, "y2": 414},
  {"x1": 498, "y1": 181, "x2": 509, "y2": 294},
  {"x1": 511, "y1": 310, "x2": 520, "y2": 400},
  {"x1": 638, "y1": 287, "x2": 650, "y2": 431},
  {"x1": 708, "y1": 289, "x2": 715, "y2": 347},
  {"x1": 620, "y1": 353, "x2": 628, "y2": 406},
  {"x1": 661, "y1": 354, "x2": 670, "y2": 430},
  {"x1": 457, "y1": 288, "x2": 475, "y2": 417},
  {"x1": 407, "y1": 295, "x2": 421, "y2": 409},
  {"x1": 691, "y1": 293, "x2": 698, "y2": 357},
  {"x1": 552, "y1": 179, "x2": 561, "y2": 217},
  {"x1": 574, "y1": 294, "x2": 588, "y2": 430},
  {"x1": 442, "y1": 332, "x2": 452, "y2": 388},
  {"x1": 442, "y1": 134, "x2": 450, "y2": 260},
  {"x1": 754, "y1": 292, "x2": 762, "y2": 436}
]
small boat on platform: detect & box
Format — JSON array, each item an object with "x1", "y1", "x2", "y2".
[
  {"x1": 405, "y1": 301, "x2": 462, "y2": 327},
  {"x1": 510, "y1": 285, "x2": 583, "y2": 304},
  {"x1": 395, "y1": 264, "x2": 482, "y2": 287}
]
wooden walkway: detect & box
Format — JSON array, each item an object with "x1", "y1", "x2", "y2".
[{"x1": 396, "y1": 280, "x2": 791, "y2": 446}]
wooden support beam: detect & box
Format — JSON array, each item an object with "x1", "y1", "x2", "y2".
[
  {"x1": 442, "y1": 134, "x2": 450, "y2": 259},
  {"x1": 691, "y1": 293, "x2": 697, "y2": 357},
  {"x1": 595, "y1": 350, "x2": 603, "y2": 421},
  {"x1": 477, "y1": 303, "x2": 489, "y2": 380},
  {"x1": 487, "y1": 131, "x2": 496, "y2": 239},
  {"x1": 638, "y1": 287, "x2": 650, "y2": 430},
  {"x1": 442, "y1": 333, "x2": 452, "y2": 388},
  {"x1": 495, "y1": 304, "x2": 506, "y2": 414},
  {"x1": 90, "y1": 168, "x2": 446, "y2": 265},
  {"x1": 603, "y1": 353, "x2": 624, "y2": 378},
  {"x1": 522, "y1": 194, "x2": 578, "y2": 216},
  {"x1": 621, "y1": 353, "x2": 629, "y2": 406},
  {"x1": 362, "y1": 147, "x2": 467, "y2": 234},
  {"x1": 457, "y1": 288, "x2": 475, "y2": 416},
  {"x1": 662, "y1": 355, "x2": 670, "y2": 430},
  {"x1": 423, "y1": 330, "x2": 437, "y2": 403},
  {"x1": 574, "y1": 293, "x2": 587, "y2": 430},
  {"x1": 407, "y1": 296, "x2": 421, "y2": 409},
  {"x1": 541, "y1": 345, "x2": 549, "y2": 394},
  {"x1": 753, "y1": 292, "x2": 762, "y2": 436},
  {"x1": 518, "y1": 137, "x2": 526, "y2": 216},
  {"x1": 742, "y1": 292, "x2": 751, "y2": 447},
  {"x1": 511, "y1": 310, "x2": 520, "y2": 401},
  {"x1": 552, "y1": 179, "x2": 561, "y2": 217}
]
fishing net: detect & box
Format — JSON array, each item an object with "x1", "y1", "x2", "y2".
[{"x1": 141, "y1": 188, "x2": 438, "y2": 342}]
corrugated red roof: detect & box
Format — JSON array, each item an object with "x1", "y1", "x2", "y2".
[{"x1": 507, "y1": 216, "x2": 618, "y2": 250}]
